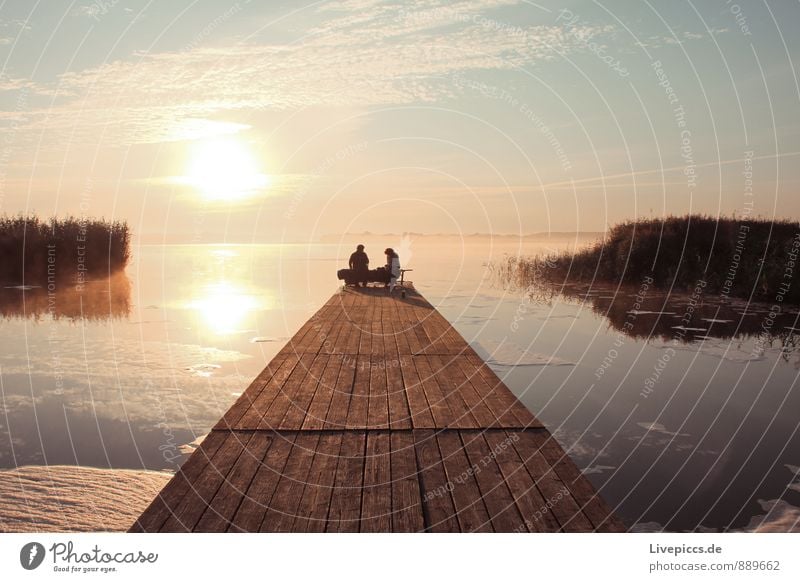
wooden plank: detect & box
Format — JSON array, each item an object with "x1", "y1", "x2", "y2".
[
  {"x1": 229, "y1": 432, "x2": 297, "y2": 532},
  {"x1": 428, "y1": 354, "x2": 478, "y2": 428},
  {"x1": 413, "y1": 356, "x2": 454, "y2": 428},
  {"x1": 293, "y1": 432, "x2": 344, "y2": 532},
  {"x1": 279, "y1": 353, "x2": 329, "y2": 429},
  {"x1": 509, "y1": 430, "x2": 594, "y2": 532},
  {"x1": 367, "y1": 356, "x2": 390, "y2": 429},
  {"x1": 345, "y1": 355, "x2": 370, "y2": 429},
  {"x1": 382, "y1": 316, "x2": 400, "y2": 361},
  {"x1": 213, "y1": 356, "x2": 293, "y2": 430},
  {"x1": 327, "y1": 431, "x2": 366, "y2": 532},
  {"x1": 436, "y1": 431, "x2": 492, "y2": 532},
  {"x1": 465, "y1": 354, "x2": 540, "y2": 428},
  {"x1": 439, "y1": 355, "x2": 500, "y2": 428},
  {"x1": 456, "y1": 355, "x2": 539, "y2": 428},
  {"x1": 302, "y1": 352, "x2": 344, "y2": 430},
  {"x1": 323, "y1": 355, "x2": 356, "y2": 430},
  {"x1": 230, "y1": 354, "x2": 300, "y2": 430},
  {"x1": 414, "y1": 429, "x2": 460, "y2": 531},
  {"x1": 260, "y1": 432, "x2": 321, "y2": 532},
  {"x1": 386, "y1": 355, "x2": 412, "y2": 429},
  {"x1": 460, "y1": 430, "x2": 526, "y2": 532},
  {"x1": 390, "y1": 431, "x2": 424, "y2": 532},
  {"x1": 130, "y1": 431, "x2": 228, "y2": 532},
  {"x1": 256, "y1": 353, "x2": 317, "y2": 430},
  {"x1": 533, "y1": 432, "x2": 626, "y2": 532},
  {"x1": 400, "y1": 355, "x2": 434, "y2": 429},
  {"x1": 360, "y1": 431, "x2": 392, "y2": 532},
  {"x1": 160, "y1": 432, "x2": 254, "y2": 532},
  {"x1": 194, "y1": 432, "x2": 273, "y2": 531},
  {"x1": 483, "y1": 430, "x2": 560, "y2": 532}
]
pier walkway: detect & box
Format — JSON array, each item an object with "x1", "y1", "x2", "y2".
[{"x1": 132, "y1": 286, "x2": 624, "y2": 532}]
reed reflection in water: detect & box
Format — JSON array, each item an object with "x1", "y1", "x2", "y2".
[{"x1": 0, "y1": 272, "x2": 132, "y2": 321}]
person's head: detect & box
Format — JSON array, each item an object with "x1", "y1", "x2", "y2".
[
  {"x1": 384, "y1": 247, "x2": 394, "y2": 257},
  {"x1": 357, "y1": 244, "x2": 364, "y2": 251}
]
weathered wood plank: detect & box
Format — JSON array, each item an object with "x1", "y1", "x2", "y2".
[
  {"x1": 293, "y1": 432, "x2": 344, "y2": 532},
  {"x1": 260, "y1": 432, "x2": 321, "y2": 532},
  {"x1": 390, "y1": 431, "x2": 424, "y2": 532},
  {"x1": 160, "y1": 432, "x2": 255, "y2": 532},
  {"x1": 131, "y1": 431, "x2": 228, "y2": 532},
  {"x1": 436, "y1": 431, "x2": 492, "y2": 532},
  {"x1": 327, "y1": 431, "x2": 366, "y2": 532},
  {"x1": 279, "y1": 353, "x2": 329, "y2": 429},
  {"x1": 460, "y1": 430, "x2": 526, "y2": 532},
  {"x1": 229, "y1": 354, "x2": 300, "y2": 430},
  {"x1": 360, "y1": 431, "x2": 392, "y2": 532},
  {"x1": 509, "y1": 430, "x2": 594, "y2": 532},
  {"x1": 484, "y1": 430, "x2": 560, "y2": 532},
  {"x1": 413, "y1": 429, "x2": 459, "y2": 532},
  {"x1": 194, "y1": 432, "x2": 273, "y2": 532},
  {"x1": 229, "y1": 432, "x2": 297, "y2": 532},
  {"x1": 256, "y1": 353, "x2": 317, "y2": 430},
  {"x1": 533, "y1": 432, "x2": 626, "y2": 532},
  {"x1": 367, "y1": 356, "x2": 390, "y2": 429}
]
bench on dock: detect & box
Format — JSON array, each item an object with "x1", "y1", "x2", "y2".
[{"x1": 131, "y1": 285, "x2": 624, "y2": 532}]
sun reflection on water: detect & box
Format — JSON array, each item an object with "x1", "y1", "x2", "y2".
[{"x1": 186, "y1": 281, "x2": 265, "y2": 335}]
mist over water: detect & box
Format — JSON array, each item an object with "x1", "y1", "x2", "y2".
[{"x1": 1, "y1": 239, "x2": 798, "y2": 532}]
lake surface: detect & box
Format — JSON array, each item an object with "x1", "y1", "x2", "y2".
[{"x1": 1, "y1": 240, "x2": 798, "y2": 532}]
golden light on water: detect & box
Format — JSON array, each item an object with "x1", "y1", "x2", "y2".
[
  {"x1": 187, "y1": 281, "x2": 261, "y2": 335},
  {"x1": 181, "y1": 137, "x2": 270, "y2": 201}
]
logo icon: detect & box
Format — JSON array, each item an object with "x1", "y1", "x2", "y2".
[{"x1": 20, "y1": 542, "x2": 46, "y2": 570}]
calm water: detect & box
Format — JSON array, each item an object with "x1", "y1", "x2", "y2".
[{"x1": 1, "y1": 241, "x2": 798, "y2": 532}]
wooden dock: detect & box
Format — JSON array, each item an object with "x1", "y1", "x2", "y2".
[{"x1": 131, "y1": 286, "x2": 624, "y2": 532}]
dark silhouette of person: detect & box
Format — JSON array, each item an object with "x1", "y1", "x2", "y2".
[{"x1": 349, "y1": 244, "x2": 369, "y2": 287}]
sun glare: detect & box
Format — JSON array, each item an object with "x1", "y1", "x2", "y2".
[
  {"x1": 187, "y1": 281, "x2": 261, "y2": 335},
  {"x1": 182, "y1": 138, "x2": 270, "y2": 201}
]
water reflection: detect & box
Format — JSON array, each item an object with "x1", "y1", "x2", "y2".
[
  {"x1": 498, "y1": 276, "x2": 800, "y2": 361},
  {"x1": 0, "y1": 273, "x2": 131, "y2": 321},
  {"x1": 186, "y1": 281, "x2": 265, "y2": 335}
]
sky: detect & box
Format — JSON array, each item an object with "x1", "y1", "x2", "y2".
[{"x1": 0, "y1": 0, "x2": 798, "y2": 242}]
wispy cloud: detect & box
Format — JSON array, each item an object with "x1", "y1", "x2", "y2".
[{"x1": 1, "y1": 0, "x2": 614, "y2": 147}]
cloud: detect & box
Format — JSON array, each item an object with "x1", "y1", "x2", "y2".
[{"x1": 1, "y1": 0, "x2": 614, "y2": 148}]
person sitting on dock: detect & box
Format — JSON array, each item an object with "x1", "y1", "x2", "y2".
[
  {"x1": 384, "y1": 247, "x2": 400, "y2": 293},
  {"x1": 349, "y1": 244, "x2": 369, "y2": 288}
]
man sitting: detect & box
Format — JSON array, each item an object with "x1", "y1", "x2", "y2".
[{"x1": 349, "y1": 244, "x2": 369, "y2": 287}]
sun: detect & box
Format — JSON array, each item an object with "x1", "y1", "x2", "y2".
[{"x1": 182, "y1": 137, "x2": 270, "y2": 201}]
